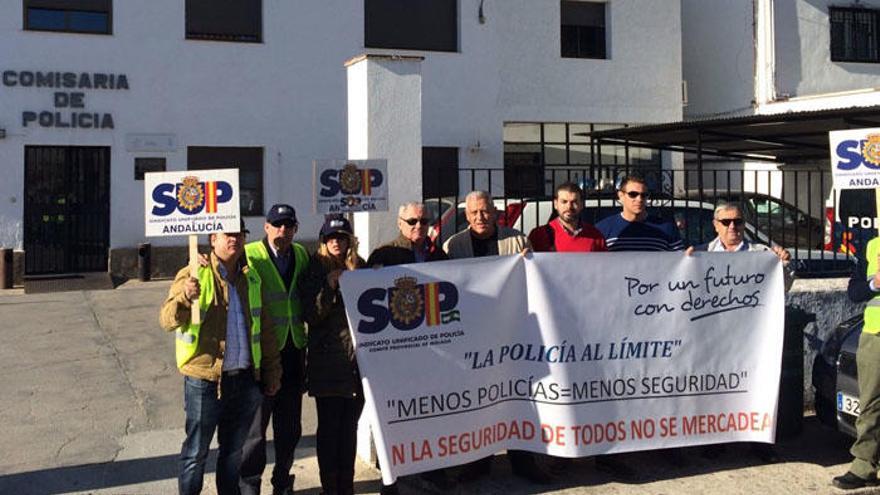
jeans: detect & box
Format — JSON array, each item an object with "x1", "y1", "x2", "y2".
[
  {"x1": 240, "y1": 343, "x2": 305, "y2": 494},
  {"x1": 316, "y1": 396, "x2": 365, "y2": 494},
  {"x1": 179, "y1": 372, "x2": 262, "y2": 495}
]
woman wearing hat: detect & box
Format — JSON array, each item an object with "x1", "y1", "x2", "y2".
[{"x1": 298, "y1": 214, "x2": 365, "y2": 495}]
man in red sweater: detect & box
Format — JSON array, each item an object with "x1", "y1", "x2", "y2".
[{"x1": 528, "y1": 182, "x2": 606, "y2": 252}]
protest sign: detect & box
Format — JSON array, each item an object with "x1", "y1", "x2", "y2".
[
  {"x1": 144, "y1": 169, "x2": 240, "y2": 323},
  {"x1": 339, "y1": 252, "x2": 784, "y2": 484},
  {"x1": 313, "y1": 159, "x2": 388, "y2": 214}
]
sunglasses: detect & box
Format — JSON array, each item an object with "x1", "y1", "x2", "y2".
[
  {"x1": 271, "y1": 220, "x2": 296, "y2": 229},
  {"x1": 623, "y1": 191, "x2": 649, "y2": 199},
  {"x1": 716, "y1": 218, "x2": 744, "y2": 227},
  {"x1": 400, "y1": 217, "x2": 431, "y2": 226}
]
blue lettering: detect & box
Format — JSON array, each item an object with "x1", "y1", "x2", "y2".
[
  {"x1": 357, "y1": 288, "x2": 389, "y2": 334},
  {"x1": 151, "y1": 183, "x2": 177, "y2": 216},
  {"x1": 320, "y1": 169, "x2": 340, "y2": 197}
]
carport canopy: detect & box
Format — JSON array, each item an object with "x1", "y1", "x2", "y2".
[{"x1": 586, "y1": 105, "x2": 880, "y2": 163}]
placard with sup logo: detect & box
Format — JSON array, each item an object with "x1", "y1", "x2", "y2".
[
  {"x1": 830, "y1": 127, "x2": 880, "y2": 190},
  {"x1": 143, "y1": 169, "x2": 240, "y2": 237},
  {"x1": 313, "y1": 159, "x2": 388, "y2": 214}
]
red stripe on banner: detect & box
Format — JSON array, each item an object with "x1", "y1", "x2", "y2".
[
  {"x1": 362, "y1": 169, "x2": 371, "y2": 195},
  {"x1": 425, "y1": 283, "x2": 440, "y2": 326},
  {"x1": 206, "y1": 181, "x2": 217, "y2": 213}
]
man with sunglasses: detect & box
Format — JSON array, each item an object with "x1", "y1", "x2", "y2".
[
  {"x1": 240, "y1": 204, "x2": 310, "y2": 495},
  {"x1": 367, "y1": 201, "x2": 449, "y2": 495},
  {"x1": 596, "y1": 175, "x2": 685, "y2": 252},
  {"x1": 367, "y1": 202, "x2": 448, "y2": 267},
  {"x1": 444, "y1": 190, "x2": 531, "y2": 258}
]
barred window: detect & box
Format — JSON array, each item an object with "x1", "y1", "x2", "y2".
[{"x1": 830, "y1": 7, "x2": 880, "y2": 63}]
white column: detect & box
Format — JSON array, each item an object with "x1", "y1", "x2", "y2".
[{"x1": 346, "y1": 54, "x2": 424, "y2": 260}]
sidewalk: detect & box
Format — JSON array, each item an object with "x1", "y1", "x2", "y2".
[{"x1": 0, "y1": 281, "x2": 859, "y2": 494}]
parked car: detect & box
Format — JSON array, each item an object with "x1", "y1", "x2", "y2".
[{"x1": 812, "y1": 313, "x2": 863, "y2": 438}]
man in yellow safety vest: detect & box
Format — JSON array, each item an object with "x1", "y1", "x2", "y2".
[
  {"x1": 240, "y1": 204, "x2": 310, "y2": 495},
  {"x1": 160, "y1": 221, "x2": 281, "y2": 495}
]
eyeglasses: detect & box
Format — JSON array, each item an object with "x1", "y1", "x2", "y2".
[
  {"x1": 716, "y1": 218, "x2": 744, "y2": 227},
  {"x1": 271, "y1": 220, "x2": 296, "y2": 229},
  {"x1": 623, "y1": 191, "x2": 649, "y2": 199},
  {"x1": 400, "y1": 217, "x2": 430, "y2": 226}
]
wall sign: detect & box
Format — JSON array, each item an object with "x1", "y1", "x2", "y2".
[
  {"x1": 2, "y1": 70, "x2": 129, "y2": 130},
  {"x1": 313, "y1": 159, "x2": 388, "y2": 213}
]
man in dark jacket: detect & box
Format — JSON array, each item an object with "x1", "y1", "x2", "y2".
[{"x1": 367, "y1": 201, "x2": 449, "y2": 495}]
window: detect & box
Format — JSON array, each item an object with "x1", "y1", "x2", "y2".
[
  {"x1": 561, "y1": 1, "x2": 606, "y2": 59},
  {"x1": 365, "y1": 0, "x2": 457, "y2": 52},
  {"x1": 134, "y1": 158, "x2": 166, "y2": 180},
  {"x1": 24, "y1": 0, "x2": 111, "y2": 34},
  {"x1": 422, "y1": 147, "x2": 459, "y2": 199},
  {"x1": 186, "y1": 0, "x2": 261, "y2": 43},
  {"x1": 830, "y1": 7, "x2": 880, "y2": 62},
  {"x1": 188, "y1": 147, "x2": 264, "y2": 216},
  {"x1": 503, "y1": 122, "x2": 660, "y2": 197}
]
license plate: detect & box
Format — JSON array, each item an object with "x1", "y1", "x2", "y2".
[{"x1": 838, "y1": 392, "x2": 861, "y2": 416}]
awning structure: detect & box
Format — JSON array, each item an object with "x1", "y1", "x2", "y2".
[{"x1": 587, "y1": 105, "x2": 880, "y2": 163}]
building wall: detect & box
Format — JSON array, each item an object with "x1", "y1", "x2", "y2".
[
  {"x1": 681, "y1": 0, "x2": 756, "y2": 118},
  {"x1": 774, "y1": 0, "x2": 880, "y2": 99},
  {"x1": 0, "y1": 0, "x2": 682, "y2": 268}
]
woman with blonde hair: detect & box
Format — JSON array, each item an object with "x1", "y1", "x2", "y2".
[{"x1": 299, "y1": 214, "x2": 365, "y2": 495}]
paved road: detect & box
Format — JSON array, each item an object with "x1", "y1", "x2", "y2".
[{"x1": 0, "y1": 281, "x2": 867, "y2": 494}]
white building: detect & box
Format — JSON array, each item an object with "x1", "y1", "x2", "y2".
[
  {"x1": 683, "y1": 0, "x2": 880, "y2": 118},
  {"x1": 0, "y1": 0, "x2": 682, "y2": 279}
]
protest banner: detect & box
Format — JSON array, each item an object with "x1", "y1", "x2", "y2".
[
  {"x1": 313, "y1": 159, "x2": 388, "y2": 214},
  {"x1": 144, "y1": 169, "x2": 240, "y2": 323},
  {"x1": 339, "y1": 252, "x2": 785, "y2": 484}
]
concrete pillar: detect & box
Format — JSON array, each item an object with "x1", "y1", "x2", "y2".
[{"x1": 345, "y1": 54, "x2": 424, "y2": 260}]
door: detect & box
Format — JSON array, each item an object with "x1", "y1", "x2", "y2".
[{"x1": 24, "y1": 146, "x2": 110, "y2": 274}]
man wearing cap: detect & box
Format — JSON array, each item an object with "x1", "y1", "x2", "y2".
[
  {"x1": 239, "y1": 204, "x2": 310, "y2": 495},
  {"x1": 160, "y1": 222, "x2": 281, "y2": 495}
]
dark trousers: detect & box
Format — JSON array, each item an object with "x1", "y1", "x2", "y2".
[
  {"x1": 316, "y1": 396, "x2": 365, "y2": 494},
  {"x1": 240, "y1": 343, "x2": 305, "y2": 494},
  {"x1": 179, "y1": 372, "x2": 262, "y2": 495}
]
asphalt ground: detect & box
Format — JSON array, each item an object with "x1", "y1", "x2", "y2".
[{"x1": 0, "y1": 280, "x2": 872, "y2": 494}]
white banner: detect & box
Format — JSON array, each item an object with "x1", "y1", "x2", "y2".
[
  {"x1": 830, "y1": 127, "x2": 880, "y2": 190},
  {"x1": 340, "y1": 252, "x2": 785, "y2": 484},
  {"x1": 144, "y1": 169, "x2": 240, "y2": 237},
  {"x1": 313, "y1": 159, "x2": 388, "y2": 214}
]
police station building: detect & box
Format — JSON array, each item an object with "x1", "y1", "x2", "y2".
[{"x1": 0, "y1": 0, "x2": 683, "y2": 282}]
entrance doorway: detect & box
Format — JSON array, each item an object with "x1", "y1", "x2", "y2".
[{"x1": 24, "y1": 146, "x2": 110, "y2": 274}]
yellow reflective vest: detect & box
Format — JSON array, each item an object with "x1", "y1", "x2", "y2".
[
  {"x1": 174, "y1": 265, "x2": 263, "y2": 369},
  {"x1": 245, "y1": 240, "x2": 308, "y2": 350},
  {"x1": 865, "y1": 237, "x2": 880, "y2": 334}
]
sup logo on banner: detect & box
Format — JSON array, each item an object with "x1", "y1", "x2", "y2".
[
  {"x1": 835, "y1": 134, "x2": 880, "y2": 171},
  {"x1": 151, "y1": 175, "x2": 234, "y2": 216},
  {"x1": 357, "y1": 276, "x2": 461, "y2": 333}
]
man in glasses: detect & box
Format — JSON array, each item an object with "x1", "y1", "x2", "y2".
[
  {"x1": 240, "y1": 204, "x2": 310, "y2": 495},
  {"x1": 367, "y1": 201, "x2": 448, "y2": 267},
  {"x1": 444, "y1": 190, "x2": 530, "y2": 258},
  {"x1": 596, "y1": 175, "x2": 685, "y2": 252}
]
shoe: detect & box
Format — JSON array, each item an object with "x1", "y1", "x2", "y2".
[
  {"x1": 509, "y1": 454, "x2": 552, "y2": 485},
  {"x1": 749, "y1": 443, "x2": 779, "y2": 463},
  {"x1": 272, "y1": 488, "x2": 294, "y2": 495},
  {"x1": 458, "y1": 457, "x2": 492, "y2": 482},
  {"x1": 379, "y1": 482, "x2": 400, "y2": 495},
  {"x1": 420, "y1": 469, "x2": 454, "y2": 490},
  {"x1": 832, "y1": 472, "x2": 879, "y2": 490}
]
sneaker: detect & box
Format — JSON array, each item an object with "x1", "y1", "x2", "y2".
[
  {"x1": 379, "y1": 482, "x2": 400, "y2": 495},
  {"x1": 832, "y1": 472, "x2": 879, "y2": 490}
]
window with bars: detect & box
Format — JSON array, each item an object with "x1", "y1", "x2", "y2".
[
  {"x1": 186, "y1": 0, "x2": 262, "y2": 43},
  {"x1": 188, "y1": 147, "x2": 264, "y2": 216},
  {"x1": 24, "y1": 0, "x2": 112, "y2": 34},
  {"x1": 830, "y1": 7, "x2": 880, "y2": 63},
  {"x1": 561, "y1": 1, "x2": 606, "y2": 59}
]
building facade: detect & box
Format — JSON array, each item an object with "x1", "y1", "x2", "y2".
[{"x1": 0, "y1": 0, "x2": 682, "y2": 279}]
